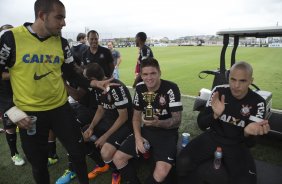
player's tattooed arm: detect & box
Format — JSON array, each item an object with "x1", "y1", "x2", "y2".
[{"x1": 157, "y1": 111, "x2": 182, "y2": 129}]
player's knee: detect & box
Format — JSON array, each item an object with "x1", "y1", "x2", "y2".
[
  {"x1": 154, "y1": 162, "x2": 171, "y2": 182},
  {"x1": 113, "y1": 151, "x2": 129, "y2": 169},
  {"x1": 100, "y1": 143, "x2": 115, "y2": 160}
]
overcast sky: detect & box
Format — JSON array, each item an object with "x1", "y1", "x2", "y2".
[{"x1": 0, "y1": 0, "x2": 281, "y2": 39}]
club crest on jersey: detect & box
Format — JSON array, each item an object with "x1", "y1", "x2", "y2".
[
  {"x1": 240, "y1": 105, "x2": 252, "y2": 116},
  {"x1": 107, "y1": 93, "x2": 112, "y2": 102},
  {"x1": 159, "y1": 95, "x2": 166, "y2": 106},
  {"x1": 100, "y1": 53, "x2": 105, "y2": 59}
]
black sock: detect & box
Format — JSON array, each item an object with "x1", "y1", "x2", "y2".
[
  {"x1": 145, "y1": 174, "x2": 162, "y2": 184},
  {"x1": 178, "y1": 175, "x2": 192, "y2": 184},
  {"x1": 105, "y1": 160, "x2": 118, "y2": 172},
  {"x1": 6, "y1": 132, "x2": 18, "y2": 156},
  {"x1": 87, "y1": 145, "x2": 105, "y2": 167},
  {"x1": 48, "y1": 141, "x2": 57, "y2": 158},
  {"x1": 67, "y1": 153, "x2": 74, "y2": 171},
  {"x1": 119, "y1": 160, "x2": 141, "y2": 184}
]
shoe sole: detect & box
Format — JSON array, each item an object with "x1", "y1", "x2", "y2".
[
  {"x1": 48, "y1": 159, "x2": 59, "y2": 166},
  {"x1": 88, "y1": 171, "x2": 107, "y2": 179},
  {"x1": 14, "y1": 163, "x2": 25, "y2": 166},
  {"x1": 12, "y1": 159, "x2": 25, "y2": 166},
  {"x1": 56, "y1": 174, "x2": 76, "y2": 184}
]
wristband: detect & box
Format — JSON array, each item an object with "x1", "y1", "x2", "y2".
[{"x1": 5, "y1": 106, "x2": 28, "y2": 123}]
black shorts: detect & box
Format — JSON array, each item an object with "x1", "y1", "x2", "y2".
[
  {"x1": 83, "y1": 119, "x2": 132, "y2": 149},
  {"x1": 119, "y1": 127, "x2": 178, "y2": 165},
  {"x1": 0, "y1": 96, "x2": 12, "y2": 114},
  {"x1": 73, "y1": 103, "x2": 96, "y2": 128}
]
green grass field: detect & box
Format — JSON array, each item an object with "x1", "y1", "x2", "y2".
[{"x1": 118, "y1": 46, "x2": 282, "y2": 109}]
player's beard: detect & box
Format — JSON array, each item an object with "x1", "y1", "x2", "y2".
[{"x1": 44, "y1": 19, "x2": 60, "y2": 36}]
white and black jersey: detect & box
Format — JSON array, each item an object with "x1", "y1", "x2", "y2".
[
  {"x1": 134, "y1": 79, "x2": 183, "y2": 125},
  {"x1": 96, "y1": 79, "x2": 133, "y2": 125},
  {"x1": 198, "y1": 84, "x2": 266, "y2": 144},
  {"x1": 139, "y1": 45, "x2": 153, "y2": 61}
]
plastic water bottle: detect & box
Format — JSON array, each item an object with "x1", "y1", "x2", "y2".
[
  {"x1": 144, "y1": 141, "x2": 150, "y2": 151},
  {"x1": 143, "y1": 141, "x2": 151, "y2": 159},
  {"x1": 89, "y1": 134, "x2": 98, "y2": 142},
  {"x1": 213, "y1": 147, "x2": 222, "y2": 170},
  {"x1": 27, "y1": 116, "x2": 37, "y2": 136},
  {"x1": 181, "y1": 133, "x2": 190, "y2": 148}
]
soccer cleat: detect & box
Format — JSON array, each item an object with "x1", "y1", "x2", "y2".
[
  {"x1": 112, "y1": 172, "x2": 121, "y2": 184},
  {"x1": 48, "y1": 156, "x2": 59, "y2": 166},
  {"x1": 88, "y1": 164, "x2": 110, "y2": 179},
  {"x1": 55, "y1": 170, "x2": 76, "y2": 184},
  {"x1": 48, "y1": 154, "x2": 59, "y2": 166},
  {"x1": 11, "y1": 154, "x2": 25, "y2": 166}
]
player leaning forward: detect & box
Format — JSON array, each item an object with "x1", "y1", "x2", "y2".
[{"x1": 0, "y1": 0, "x2": 113, "y2": 184}]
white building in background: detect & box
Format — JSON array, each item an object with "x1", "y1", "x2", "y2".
[
  {"x1": 269, "y1": 43, "x2": 282, "y2": 47},
  {"x1": 267, "y1": 37, "x2": 282, "y2": 47}
]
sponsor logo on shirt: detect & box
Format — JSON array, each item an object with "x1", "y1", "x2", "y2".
[
  {"x1": 34, "y1": 71, "x2": 53, "y2": 80},
  {"x1": 22, "y1": 54, "x2": 60, "y2": 64}
]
